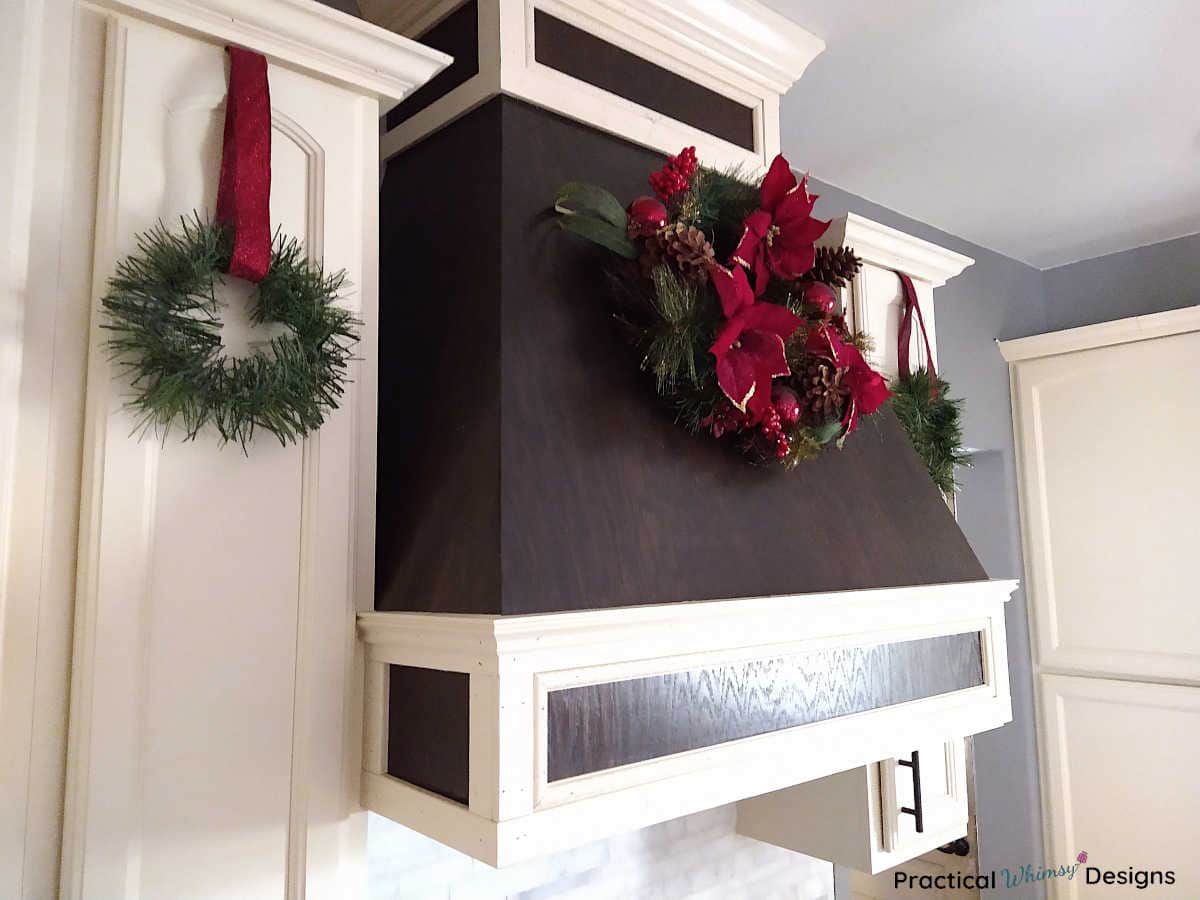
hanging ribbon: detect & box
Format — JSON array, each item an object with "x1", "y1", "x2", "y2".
[
  {"x1": 895, "y1": 270, "x2": 938, "y2": 395},
  {"x1": 216, "y1": 46, "x2": 272, "y2": 283}
]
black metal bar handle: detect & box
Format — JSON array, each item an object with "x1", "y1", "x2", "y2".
[{"x1": 898, "y1": 750, "x2": 924, "y2": 833}]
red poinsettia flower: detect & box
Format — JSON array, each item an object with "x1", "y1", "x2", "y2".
[
  {"x1": 733, "y1": 155, "x2": 830, "y2": 294},
  {"x1": 710, "y1": 291, "x2": 802, "y2": 421},
  {"x1": 710, "y1": 262, "x2": 755, "y2": 318},
  {"x1": 806, "y1": 326, "x2": 891, "y2": 434}
]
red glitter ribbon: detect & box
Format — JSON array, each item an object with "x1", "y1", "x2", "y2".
[
  {"x1": 217, "y1": 46, "x2": 272, "y2": 283},
  {"x1": 896, "y1": 270, "x2": 937, "y2": 392}
]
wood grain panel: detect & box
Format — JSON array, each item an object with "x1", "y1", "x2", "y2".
[
  {"x1": 387, "y1": 665, "x2": 470, "y2": 804},
  {"x1": 532, "y1": 10, "x2": 756, "y2": 151},
  {"x1": 547, "y1": 632, "x2": 984, "y2": 780}
]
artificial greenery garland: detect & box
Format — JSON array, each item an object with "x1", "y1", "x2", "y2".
[
  {"x1": 890, "y1": 367, "x2": 971, "y2": 493},
  {"x1": 101, "y1": 214, "x2": 358, "y2": 450}
]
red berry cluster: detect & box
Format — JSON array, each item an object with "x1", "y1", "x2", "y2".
[
  {"x1": 758, "y1": 407, "x2": 790, "y2": 460},
  {"x1": 648, "y1": 146, "x2": 699, "y2": 202}
]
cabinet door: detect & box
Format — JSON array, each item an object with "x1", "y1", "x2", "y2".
[
  {"x1": 736, "y1": 740, "x2": 969, "y2": 875},
  {"x1": 1037, "y1": 674, "x2": 1200, "y2": 899},
  {"x1": 848, "y1": 262, "x2": 938, "y2": 382},
  {"x1": 879, "y1": 740, "x2": 968, "y2": 861},
  {"x1": 64, "y1": 17, "x2": 377, "y2": 899}
]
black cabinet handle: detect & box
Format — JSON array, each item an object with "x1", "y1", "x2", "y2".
[{"x1": 898, "y1": 750, "x2": 924, "y2": 833}]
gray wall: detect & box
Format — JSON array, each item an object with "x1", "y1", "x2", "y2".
[
  {"x1": 1042, "y1": 232, "x2": 1200, "y2": 331},
  {"x1": 807, "y1": 179, "x2": 1050, "y2": 895}
]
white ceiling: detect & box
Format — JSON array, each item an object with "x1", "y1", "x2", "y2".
[{"x1": 761, "y1": 0, "x2": 1200, "y2": 268}]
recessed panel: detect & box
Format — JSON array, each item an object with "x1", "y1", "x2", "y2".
[
  {"x1": 533, "y1": 10, "x2": 757, "y2": 151},
  {"x1": 1018, "y1": 330, "x2": 1200, "y2": 680},
  {"x1": 548, "y1": 631, "x2": 984, "y2": 780}
]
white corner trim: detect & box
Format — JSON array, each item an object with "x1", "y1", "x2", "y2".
[
  {"x1": 819, "y1": 213, "x2": 975, "y2": 288},
  {"x1": 997, "y1": 304, "x2": 1200, "y2": 363},
  {"x1": 83, "y1": 0, "x2": 452, "y2": 108}
]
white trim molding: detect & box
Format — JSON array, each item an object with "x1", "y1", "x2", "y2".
[
  {"x1": 819, "y1": 213, "x2": 975, "y2": 288},
  {"x1": 997, "y1": 303, "x2": 1200, "y2": 363},
  {"x1": 359, "y1": 579, "x2": 1016, "y2": 866},
  {"x1": 371, "y1": 0, "x2": 824, "y2": 172},
  {"x1": 84, "y1": 0, "x2": 452, "y2": 110}
]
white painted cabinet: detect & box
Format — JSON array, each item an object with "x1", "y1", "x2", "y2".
[
  {"x1": 818, "y1": 213, "x2": 974, "y2": 381},
  {"x1": 738, "y1": 739, "x2": 968, "y2": 875},
  {"x1": 1001, "y1": 308, "x2": 1200, "y2": 899},
  {"x1": 58, "y1": 3, "x2": 446, "y2": 898}
]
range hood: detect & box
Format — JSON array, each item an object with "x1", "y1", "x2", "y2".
[{"x1": 362, "y1": 0, "x2": 1014, "y2": 868}]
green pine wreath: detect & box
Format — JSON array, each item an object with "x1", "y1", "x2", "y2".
[{"x1": 101, "y1": 214, "x2": 358, "y2": 450}]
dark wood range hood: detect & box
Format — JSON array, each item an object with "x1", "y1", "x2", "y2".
[{"x1": 360, "y1": 0, "x2": 1014, "y2": 869}]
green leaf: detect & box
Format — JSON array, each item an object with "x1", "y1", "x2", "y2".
[
  {"x1": 811, "y1": 418, "x2": 843, "y2": 445},
  {"x1": 557, "y1": 216, "x2": 639, "y2": 259},
  {"x1": 554, "y1": 182, "x2": 628, "y2": 229}
]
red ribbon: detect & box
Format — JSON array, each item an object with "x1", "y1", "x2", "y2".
[
  {"x1": 896, "y1": 271, "x2": 937, "y2": 393},
  {"x1": 217, "y1": 46, "x2": 272, "y2": 283}
]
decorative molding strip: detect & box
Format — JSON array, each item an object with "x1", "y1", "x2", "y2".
[
  {"x1": 359, "y1": 579, "x2": 1016, "y2": 866},
  {"x1": 373, "y1": 0, "x2": 824, "y2": 172},
  {"x1": 358, "y1": 580, "x2": 1014, "y2": 673},
  {"x1": 997, "y1": 304, "x2": 1200, "y2": 363},
  {"x1": 820, "y1": 212, "x2": 975, "y2": 288},
  {"x1": 84, "y1": 0, "x2": 452, "y2": 109}
]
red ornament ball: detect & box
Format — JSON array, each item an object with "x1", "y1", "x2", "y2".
[
  {"x1": 626, "y1": 195, "x2": 669, "y2": 238},
  {"x1": 803, "y1": 281, "x2": 837, "y2": 315},
  {"x1": 772, "y1": 385, "x2": 802, "y2": 428}
]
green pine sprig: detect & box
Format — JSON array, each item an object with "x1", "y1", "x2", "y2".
[{"x1": 890, "y1": 367, "x2": 971, "y2": 493}]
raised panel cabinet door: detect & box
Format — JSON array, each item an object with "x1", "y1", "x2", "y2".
[
  {"x1": 65, "y1": 17, "x2": 377, "y2": 900},
  {"x1": 1037, "y1": 673, "x2": 1200, "y2": 899},
  {"x1": 850, "y1": 262, "x2": 939, "y2": 382},
  {"x1": 1011, "y1": 329, "x2": 1200, "y2": 683},
  {"x1": 881, "y1": 740, "x2": 968, "y2": 859}
]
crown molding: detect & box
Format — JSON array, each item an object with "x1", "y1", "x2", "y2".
[
  {"x1": 85, "y1": 0, "x2": 452, "y2": 110},
  {"x1": 371, "y1": 0, "x2": 823, "y2": 173},
  {"x1": 366, "y1": 0, "x2": 823, "y2": 95},
  {"x1": 997, "y1": 304, "x2": 1200, "y2": 363},
  {"x1": 820, "y1": 212, "x2": 975, "y2": 288},
  {"x1": 568, "y1": 0, "x2": 825, "y2": 96}
]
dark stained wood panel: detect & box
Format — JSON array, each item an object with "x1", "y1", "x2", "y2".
[
  {"x1": 376, "y1": 99, "x2": 502, "y2": 615},
  {"x1": 547, "y1": 631, "x2": 985, "y2": 781},
  {"x1": 494, "y1": 98, "x2": 986, "y2": 614},
  {"x1": 386, "y1": 665, "x2": 470, "y2": 804},
  {"x1": 532, "y1": 10, "x2": 756, "y2": 151},
  {"x1": 385, "y1": 1, "x2": 480, "y2": 133},
  {"x1": 375, "y1": 96, "x2": 987, "y2": 616}
]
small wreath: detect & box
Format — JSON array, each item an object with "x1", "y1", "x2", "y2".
[{"x1": 101, "y1": 214, "x2": 358, "y2": 450}]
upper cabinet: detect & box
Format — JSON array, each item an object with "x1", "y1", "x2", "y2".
[
  {"x1": 819, "y1": 213, "x2": 974, "y2": 381},
  {"x1": 61, "y1": 2, "x2": 446, "y2": 897}
]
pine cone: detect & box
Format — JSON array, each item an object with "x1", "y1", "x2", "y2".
[
  {"x1": 800, "y1": 359, "x2": 849, "y2": 424},
  {"x1": 810, "y1": 246, "x2": 862, "y2": 289},
  {"x1": 660, "y1": 223, "x2": 715, "y2": 283}
]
